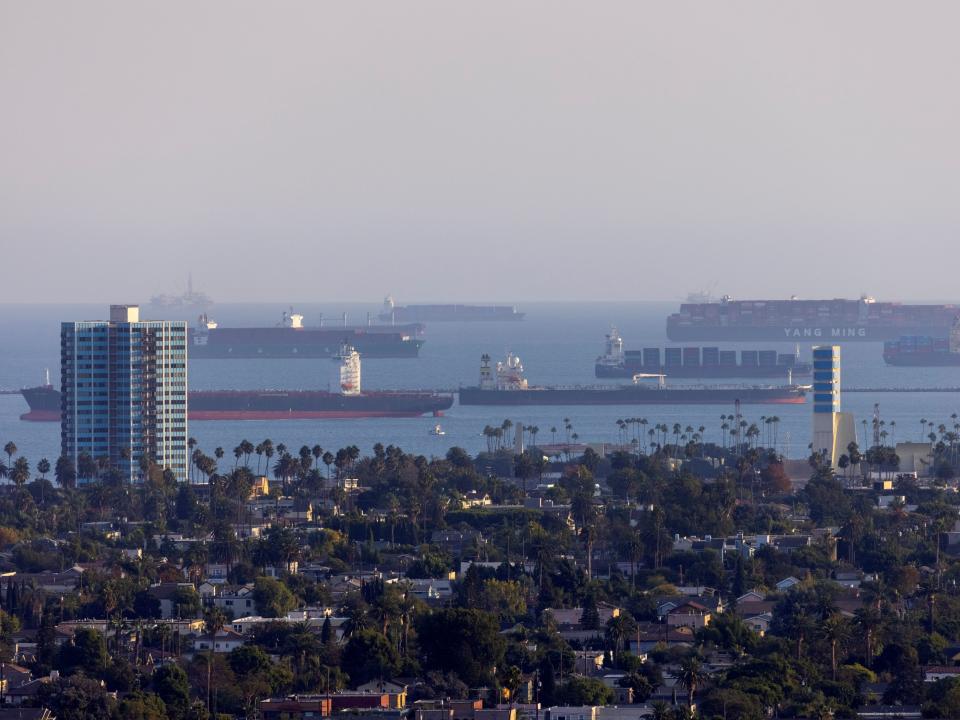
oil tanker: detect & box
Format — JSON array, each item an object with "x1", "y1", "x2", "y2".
[
  {"x1": 190, "y1": 310, "x2": 424, "y2": 359},
  {"x1": 378, "y1": 296, "x2": 524, "y2": 322},
  {"x1": 667, "y1": 295, "x2": 959, "y2": 342},
  {"x1": 19, "y1": 349, "x2": 452, "y2": 422},
  {"x1": 459, "y1": 353, "x2": 806, "y2": 406},
  {"x1": 594, "y1": 328, "x2": 812, "y2": 379}
]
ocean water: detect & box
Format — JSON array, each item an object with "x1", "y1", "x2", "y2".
[{"x1": 2, "y1": 301, "x2": 960, "y2": 468}]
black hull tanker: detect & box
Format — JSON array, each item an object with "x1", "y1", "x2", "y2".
[
  {"x1": 19, "y1": 348, "x2": 451, "y2": 421},
  {"x1": 459, "y1": 386, "x2": 805, "y2": 406},
  {"x1": 379, "y1": 296, "x2": 524, "y2": 322},
  {"x1": 462, "y1": 353, "x2": 806, "y2": 407},
  {"x1": 191, "y1": 310, "x2": 424, "y2": 359},
  {"x1": 667, "y1": 295, "x2": 959, "y2": 342}
]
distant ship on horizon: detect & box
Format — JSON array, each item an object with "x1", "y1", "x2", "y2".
[
  {"x1": 146, "y1": 274, "x2": 213, "y2": 318},
  {"x1": 378, "y1": 295, "x2": 524, "y2": 323}
]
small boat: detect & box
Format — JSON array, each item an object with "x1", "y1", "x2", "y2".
[{"x1": 430, "y1": 424, "x2": 446, "y2": 436}]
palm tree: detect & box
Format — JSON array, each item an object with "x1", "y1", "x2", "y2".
[
  {"x1": 550, "y1": 426, "x2": 558, "y2": 445},
  {"x1": 677, "y1": 657, "x2": 705, "y2": 710},
  {"x1": 36, "y1": 458, "x2": 50, "y2": 480},
  {"x1": 10, "y1": 457, "x2": 30, "y2": 488},
  {"x1": 3, "y1": 442, "x2": 16, "y2": 470},
  {"x1": 855, "y1": 606, "x2": 882, "y2": 668},
  {"x1": 822, "y1": 613, "x2": 850, "y2": 681},
  {"x1": 650, "y1": 702, "x2": 671, "y2": 720},
  {"x1": 204, "y1": 606, "x2": 226, "y2": 712},
  {"x1": 605, "y1": 614, "x2": 634, "y2": 663},
  {"x1": 240, "y1": 440, "x2": 255, "y2": 467},
  {"x1": 255, "y1": 443, "x2": 264, "y2": 474}
]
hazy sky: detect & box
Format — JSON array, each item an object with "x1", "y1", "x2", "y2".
[{"x1": 2, "y1": 2, "x2": 959, "y2": 303}]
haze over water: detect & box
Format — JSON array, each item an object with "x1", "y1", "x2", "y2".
[{"x1": 3, "y1": 301, "x2": 960, "y2": 469}]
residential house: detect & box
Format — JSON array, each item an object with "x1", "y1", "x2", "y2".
[
  {"x1": 204, "y1": 564, "x2": 229, "y2": 584},
  {"x1": 923, "y1": 666, "x2": 960, "y2": 682},
  {"x1": 395, "y1": 578, "x2": 453, "y2": 603},
  {"x1": 430, "y1": 529, "x2": 484, "y2": 556},
  {"x1": 0, "y1": 664, "x2": 33, "y2": 695},
  {"x1": 209, "y1": 584, "x2": 256, "y2": 618},
  {"x1": 775, "y1": 576, "x2": 801, "y2": 592},
  {"x1": 147, "y1": 582, "x2": 199, "y2": 620},
  {"x1": 666, "y1": 601, "x2": 712, "y2": 629},
  {"x1": 192, "y1": 627, "x2": 246, "y2": 653},
  {"x1": 743, "y1": 612, "x2": 773, "y2": 636},
  {"x1": 3, "y1": 677, "x2": 52, "y2": 706}
]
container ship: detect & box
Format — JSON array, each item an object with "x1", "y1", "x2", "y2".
[
  {"x1": 666, "y1": 295, "x2": 960, "y2": 342},
  {"x1": 595, "y1": 328, "x2": 812, "y2": 379},
  {"x1": 883, "y1": 321, "x2": 960, "y2": 366},
  {"x1": 459, "y1": 353, "x2": 806, "y2": 406},
  {"x1": 190, "y1": 310, "x2": 424, "y2": 359},
  {"x1": 378, "y1": 296, "x2": 524, "y2": 322},
  {"x1": 19, "y1": 348, "x2": 452, "y2": 421}
]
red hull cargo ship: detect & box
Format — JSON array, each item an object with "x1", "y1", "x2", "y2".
[{"x1": 19, "y1": 347, "x2": 452, "y2": 422}]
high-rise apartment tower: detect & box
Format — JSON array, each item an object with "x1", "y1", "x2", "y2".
[{"x1": 61, "y1": 305, "x2": 188, "y2": 482}]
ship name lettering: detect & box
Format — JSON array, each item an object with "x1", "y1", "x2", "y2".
[
  {"x1": 784, "y1": 328, "x2": 823, "y2": 338},
  {"x1": 830, "y1": 327, "x2": 867, "y2": 338}
]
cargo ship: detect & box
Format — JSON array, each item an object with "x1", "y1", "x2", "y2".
[
  {"x1": 378, "y1": 296, "x2": 524, "y2": 322},
  {"x1": 667, "y1": 295, "x2": 960, "y2": 342},
  {"x1": 595, "y1": 328, "x2": 812, "y2": 379},
  {"x1": 18, "y1": 348, "x2": 452, "y2": 421},
  {"x1": 190, "y1": 310, "x2": 424, "y2": 359},
  {"x1": 883, "y1": 321, "x2": 960, "y2": 366},
  {"x1": 459, "y1": 353, "x2": 806, "y2": 406}
]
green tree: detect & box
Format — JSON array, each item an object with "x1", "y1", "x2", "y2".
[
  {"x1": 417, "y1": 608, "x2": 506, "y2": 686},
  {"x1": 559, "y1": 676, "x2": 614, "y2": 706},
  {"x1": 56, "y1": 627, "x2": 108, "y2": 676},
  {"x1": 340, "y1": 628, "x2": 400, "y2": 686},
  {"x1": 154, "y1": 663, "x2": 191, "y2": 720},
  {"x1": 118, "y1": 692, "x2": 169, "y2": 720},
  {"x1": 40, "y1": 676, "x2": 115, "y2": 720},
  {"x1": 253, "y1": 576, "x2": 297, "y2": 618}
]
